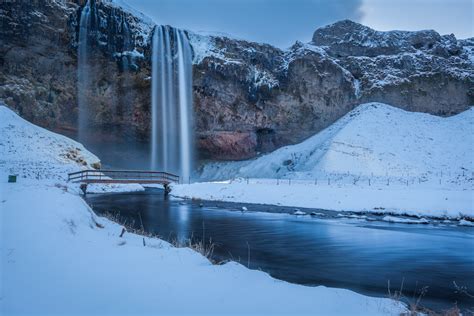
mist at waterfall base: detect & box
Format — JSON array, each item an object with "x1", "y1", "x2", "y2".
[
  {"x1": 76, "y1": 2, "x2": 194, "y2": 175},
  {"x1": 77, "y1": 0, "x2": 90, "y2": 144}
]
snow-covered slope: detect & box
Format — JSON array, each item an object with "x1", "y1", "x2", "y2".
[
  {"x1": 0, "y1": 103, "x2": 406, "y2": 316},
  {"x1": 0, "y1": 104, "x2": 100, "y2": 181},
  {"x1": 199, "y1": 102, "x2": 473, "y2": 181}
]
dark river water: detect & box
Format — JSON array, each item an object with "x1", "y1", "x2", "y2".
[{"x1": 86, "y1": 189, "x2": 474, "y2": 312}]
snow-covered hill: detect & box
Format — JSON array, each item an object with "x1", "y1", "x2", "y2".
[
  {"x1": 0, "y1": 104, "x2": 100, "y2": 181},
  {"x1": 199, "y1": 102, "x2": 473, "y2": 181}
]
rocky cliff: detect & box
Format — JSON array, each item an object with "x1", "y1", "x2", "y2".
[
  {"x1": 191, "y1": 21, "x2": 473, "y2": 159},
  {"x1": 1, "y1": 1, "x2": 473, "y2": 162}
]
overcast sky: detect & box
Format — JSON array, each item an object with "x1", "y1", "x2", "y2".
[{"x1": 124, "y1": 0, "x2": 473, "y2": 48}]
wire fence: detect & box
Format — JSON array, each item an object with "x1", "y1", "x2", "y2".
[{"x1": 222, "y1": 171, "x2": 474, "y2": 189}]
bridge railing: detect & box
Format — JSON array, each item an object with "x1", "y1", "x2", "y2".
[{"x1": 68, "y1": 169, "x2": 179, "y2": 184}]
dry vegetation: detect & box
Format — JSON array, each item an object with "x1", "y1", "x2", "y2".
[
  {"x1": 388, "y1": 280, "x2": 471, "y2": 316},
  {"x1": 100, "y1": 211, "x2": 218, "y2": 263}
]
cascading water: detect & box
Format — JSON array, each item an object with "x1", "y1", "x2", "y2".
[
  {"x1": 176, "y1": 31, "x2": 193, "y2": 182},
  {"x1": 77, "y1": 0, "x2": 91, "y2": 143},
  {"x1": 151, "y1": 25, "x2": 194, "y2": 181}
]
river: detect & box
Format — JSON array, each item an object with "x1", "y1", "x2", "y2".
[{"x1": 86, "y1": 189, "x2": 474, "y2": 312}]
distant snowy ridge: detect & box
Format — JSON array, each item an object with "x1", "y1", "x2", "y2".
[{"x1": 199, "y1": 102, "x2": 474, "y2": 181}]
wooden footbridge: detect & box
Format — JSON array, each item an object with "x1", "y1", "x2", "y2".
[{"x1": 68, "y1": 169, "x2": 179, "y2": 195}]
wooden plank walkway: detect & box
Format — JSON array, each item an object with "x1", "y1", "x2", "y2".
[{"x1": 68, "y1": 169, "x2": 179, "y2": 194}]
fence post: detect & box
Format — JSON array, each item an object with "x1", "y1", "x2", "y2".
[
  {"x1": 289, "y1": 178, "x2": 291, "y2": 186},
  {"x1": 328, "y1": 178, "x2": 330, "y2": 185},
  {"x1": 368, "y1": 179, "x2": 371, "y2": 186},
  {"x1": 315, "y1": 178, "x2": 317, "y2": 185}
]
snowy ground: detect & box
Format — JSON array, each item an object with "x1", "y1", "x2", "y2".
[
  {"x1": 0, "y1": 104, "x2": 408, "y2": 314},
  {"x1": 179, "y1": 103, "x2": 473, "y2": 221},
  {"x1": 0, "y1": 105, "x2": 100, "y2": 181},
  {"x1": 171, "y1": 177, "x2": 473, "y2": 220}
]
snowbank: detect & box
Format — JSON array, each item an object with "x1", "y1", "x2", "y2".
[
  {"x1": 199, "y1": 103, "x2": 473, "y2": 181},
  {"x1": 0, "y1": 104, "x2": 142, "y2": 193},
  {"x1": 171, "y1": 179, "x2": 473, "y2": 219},
  {"x1": 0, "y1": 104, "x2": 100, "y2": 182},
  {"x1": 85, "y1": 182, "x2": 145, "y2": 193}
]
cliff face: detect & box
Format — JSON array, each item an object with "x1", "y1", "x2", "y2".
[
  {"x1": 312, "y1": 20, "x2": 473, "y2": 115},
  {"x1": 0, "y1": 1, "x2": 78, "y2": 129},
  {"x1": 191, "y1": 21, "x2": 473, "y2": 159},
  {"x1": 1, "y1": 2, "x2": 473, "y2": 162},
  {"x1": 0, "y1": 0, "x2": 152, "y2": 142}
]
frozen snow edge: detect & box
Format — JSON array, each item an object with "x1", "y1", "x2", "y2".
[{"x1": 171, "y1": 180, "x2": 473, "y2": 223}]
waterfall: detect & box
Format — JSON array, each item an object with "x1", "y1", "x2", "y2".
[
  {"x1": 151, "y1": 25, "x2": 194, "y2": 181},
  {"x1": 77, "y1": 0, "x2": 91, "y2": 143},
  {"x1": 176, "y1": 30, "x2": 193, "y2": 182}
]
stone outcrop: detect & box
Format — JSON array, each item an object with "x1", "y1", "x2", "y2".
[{"x1": 1, "y1": 1, "x2": 473, "y2": 162}]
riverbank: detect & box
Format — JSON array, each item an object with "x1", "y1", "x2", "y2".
[
  {"x1": 87, "y1": 188, "x2": 474, "y2": 313},
  {"x1": 171, "y1": 178, "x2": 473, "y2": 221},
  {"x1": 2, "y1": 180, "x2": 410, "y2": 315},
  {"x1": 178, "y1": 104, "x2": 473, "y2": 222}
]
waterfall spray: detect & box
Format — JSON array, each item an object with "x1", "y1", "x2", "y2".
[{"x1": 77, "y1": 0, "x2": 91, "y2": 143}]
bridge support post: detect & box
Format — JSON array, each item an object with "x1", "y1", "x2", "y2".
[
  {"x1": 80, "y1": 183, "x2": 88, "y2": 196},
  {"x1": 163, "y1": 184, "x2": 171, "y2": 196}
]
